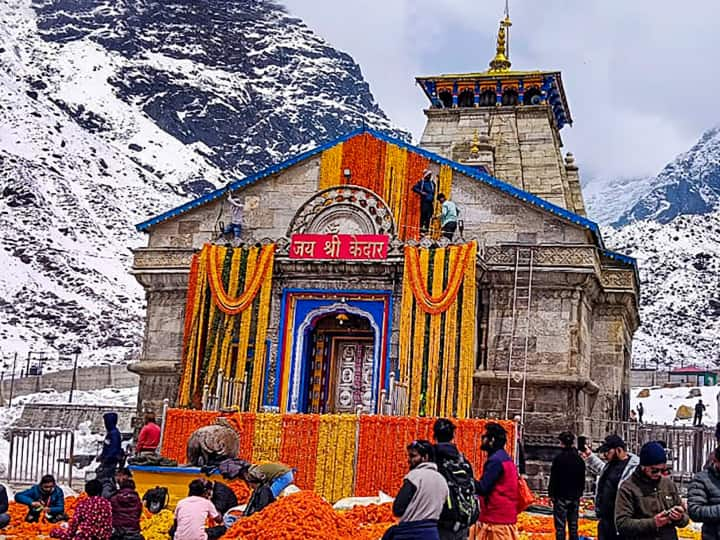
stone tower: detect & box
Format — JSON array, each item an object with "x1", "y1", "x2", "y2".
[{"x1": 416, "y1": 15, "x2": 586, "y2": 216}]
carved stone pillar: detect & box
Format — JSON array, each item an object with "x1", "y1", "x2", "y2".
[{"x1": 129, "y1": 248, "x2": 194, "y2": 414}]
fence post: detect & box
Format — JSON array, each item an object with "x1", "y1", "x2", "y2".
[
  {"x1": 157, "y1": 399, "x2": 170, "y2": 456},
  {"x1": 68, "y1": 430, "x2": 75, "y2": 488},
  {"x1": 351, "y1": 410, "x2": 362, "y2": 497},
  {"x1": 8, "y1": 352, "x2": 17, "y2": 406}
]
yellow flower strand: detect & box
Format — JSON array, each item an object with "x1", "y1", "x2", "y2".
[
  {"x1": 442, "y1": 247, "x2": 459, "y2": 416},
  {"x1": 249, "y1": 259, "x2": 273, "y2": 411},
  {"x1": 253, "y1": 413, "x2": 282, "y2": 462},
  {"x1": 319, "y1": 143, "x2": 343, "y2": 190},
  {"x1": 458, "y1": 243, "x2": 477, "y2": 417},
  {"x1": 428, "y1": 248, "x2": 446, "y2": 414},
  {"x1": 383, "y1": 144, "x2": 407, "y2": 224},
  {"x1": 216, "y1": 248, "x2": 243, "y2": 377}
]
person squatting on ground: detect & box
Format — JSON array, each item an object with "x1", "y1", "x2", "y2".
[
  {"x1": 50, "y1": 479, "x2": 112, "y2": 540},
  {"x1": 412, "y1": 169, "x2": 436, "y2": 235},
  {"x1": 135, "y1": 411, "x2": 161, "y2": 454},
  {"x1": 688, "y1": 446, "x2": 720, "y2": 540},
  {"x1": 172, "y1": 479, "x2": 225, "y2": 540},
  {"x1": 474, "y1": 422, "x2": 520, "y2": 540},
  {"x1": 615, "y1": 441, "x2": 688, "y2": 540},
  {"x1": 548, "y1": 431, "x2": 585, "y2": 540},
  {"x1": 15, "y1": 474, "x2": 67, "y2": 523},
  {"x1": 581, "y1": 434, "x2": 639, "y2": 540},
  {"x1": 432, "y1": 418, "x2": 478, "y2": 540},
  {"x1": 109, "y1": 478, "x2": 144, "y2": 540},
  {"x1": 242, "y1": 462, "x2": 295, "y2": 516},
  {"x1": 383, "y1": 439, "x2": 449, "y2": 540},
  {"x1": 436, "y1": 194, "x2": 459, "y2": 241}
]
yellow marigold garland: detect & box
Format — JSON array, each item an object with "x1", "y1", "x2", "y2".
[
  {"x1": 398, "y1": 242, "x2": 478, "y2": 418},
  {"x1": 252, "y1": 413, "x2": 282, "y2": 462},
  {"x1": 207, "y1": 243, "x2": 275, "y2": 315},
  {"x1": 319, "y1": 143, "x2": 343, "y2": 190},
  {"x1": 314, "y1": 414, "x2": 356, "y2": 501},
  {"x1": 179, "y1": 244, "x2": 275, "y2": 408},
  {"x1": 405, "y1": 243, "x2": 475, "y2": 315}
]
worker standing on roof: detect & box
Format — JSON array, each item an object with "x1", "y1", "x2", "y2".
[
  {"x1": 218, "y1": 191, "x2": 244, "y2": 241},
  {"x1": 412, "y1": 169, "x2": 436, "y2": 235}
]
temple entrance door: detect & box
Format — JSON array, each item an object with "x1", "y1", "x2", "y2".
[{"x1": 304, "y1": 313, "x2": 374, "y2": 414}]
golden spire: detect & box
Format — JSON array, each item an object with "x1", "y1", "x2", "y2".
[{"x1": 488, "y1": 8, "x2": 512, "y2": 73}]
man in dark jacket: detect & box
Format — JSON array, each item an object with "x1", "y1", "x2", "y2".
[
  {"x1": 432, "y1": 418, "x2": 478, "y2": 540},
  {"x1": 412, "y1": 169, "x2": 436, "y2": 234},
  {"x1": 109, "y1": 478, "x2": 143, "y2": 539},
  {"x1": 615, "y1": 441, "x2": 688, "y2": 540},
  {"x1": 15, "y1": 474, "x2": 66, "y2": 523},
  {"x1": 98, "y1": 412, "x2": 123, "y2": 498},
  {"x1": 688, "y1": 446, "x2": 720, "y2": 540},
  {"x1": 211, "y1": 480, "x2": 238, "y2": 515},
  {"x1": 696, "y1": 400, "x2": 707, "y2": 427},
  {"x1": 548, "y1": 432, "x2": 585, "y2": 540}
]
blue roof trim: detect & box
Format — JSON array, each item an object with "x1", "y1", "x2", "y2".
[
  {"x1": 136, "y1": 127, "x2": 644, "y2": 273},
  {"x1": 135, "y1": 128, "x2": 366, "y2": 232}
]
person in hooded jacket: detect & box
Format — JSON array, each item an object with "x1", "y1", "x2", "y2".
[
  {"x1": 97, "y1": 412, "x2": 124, "y2": 498},
  {"x1": 109, "y1": 479, "x2": 144, "y2": 540}
]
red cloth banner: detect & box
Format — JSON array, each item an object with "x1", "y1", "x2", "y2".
[{"x1": 289, "y1": 234, "x2": 389, "y2": 260}]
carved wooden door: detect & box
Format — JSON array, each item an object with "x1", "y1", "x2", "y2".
[{"x1": 333, "y1": 339, "x2": 374, "y2": 413}]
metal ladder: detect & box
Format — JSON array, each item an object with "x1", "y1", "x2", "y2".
[{"x1": 502, "y1": 247, "x2": 534, "y2": 423}]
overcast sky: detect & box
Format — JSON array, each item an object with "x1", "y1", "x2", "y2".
[{"x1": 283, "y1": 0, "x2": 719, "y2": 182}]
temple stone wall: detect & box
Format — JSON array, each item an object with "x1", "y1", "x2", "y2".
[
  {"x1": 148, "y1": 159, "x2": 321, "y2": 248},
  {"x1": 420, "y1": 106, "x2": 584, "y2": 215},
  {"x1": 450, "y1": 171, "x2": 588, "y2": 247}
]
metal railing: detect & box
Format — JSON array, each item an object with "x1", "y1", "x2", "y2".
[
  {"x1": 377, "y1": 374, "x2": 408, "y2": 415},
  {"x1": 202, "y1": 369, "x2": 248, "y2": 411},
  {"x1": 582, "y1": 417, "x2": 716, "y2": 489},
  {"x1": 7, "y1": 427, "x2": 75, "y2": 487}
]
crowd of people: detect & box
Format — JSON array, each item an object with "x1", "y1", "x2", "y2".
[{"x1": 13, "y1": 405, "x2": 720, "y2": 540}]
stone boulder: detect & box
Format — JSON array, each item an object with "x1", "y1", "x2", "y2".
[
  {"x1": 637, "y1": 388, "x2": 650, "y2": 398},
  {"x1": 186, "y1": 419, "x2": 240, "y2": 466},
  {"x1": 687, "y1": 388, "x2": 702, "y2": 398},
  {"x1": 675, "y1": 404, "x2": 693, "y2": 420}
]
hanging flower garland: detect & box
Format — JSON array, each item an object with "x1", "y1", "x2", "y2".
[
  {"x1": 405, "y1": 242, "x2": 476, "y2": 315},
  {"x1": 207, "y1": 243, "x2": 275, "y2": 315}
]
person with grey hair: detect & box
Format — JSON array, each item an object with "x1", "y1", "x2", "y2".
[{"x1": 549, "y1": 432, "x2": 585, "y2": 540}]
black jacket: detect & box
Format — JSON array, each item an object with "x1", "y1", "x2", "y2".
[
  {"x1": 688, "y1": 467, "x2": 720, "y2": 540},
  {"x1": 548, "y1": 447, "x2": 585, "y2": 500},
  {"x1": 212, "y1": 481, "x2": 238, "y2": 515}
]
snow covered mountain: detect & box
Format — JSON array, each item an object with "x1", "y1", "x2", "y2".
[
  {"x1": 583, "y1": 175, "x2": 653, "y2": 226},
  {"x1": 597, "y1": 127, "x2": 720, "y2": 369},
  {"x1": 0, "y1": 0, "x2": 405, "y2": 368},
  {"x1": 616, "y1": 126, "x2": 720, "y2": 226}
]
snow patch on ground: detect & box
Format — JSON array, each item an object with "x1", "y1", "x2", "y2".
[{"x1": 631, "y1": 385, "x2": 719, "y2": 427}]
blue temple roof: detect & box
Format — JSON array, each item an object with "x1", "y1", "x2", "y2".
[{"x1": 135, "y1": 127, "x2": 635, "y2": 272}]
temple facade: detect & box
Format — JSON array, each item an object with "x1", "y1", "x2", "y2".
[{"x1": 129, "y1": 16, "x2": 639, "y2": 437}]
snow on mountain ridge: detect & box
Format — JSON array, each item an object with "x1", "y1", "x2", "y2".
[
  {"x1": 603, "y1": 212, "x2": 720, "y2": 369},
  {"x1": 0, "y1": 0, "x2": 406, "y2": 367}
]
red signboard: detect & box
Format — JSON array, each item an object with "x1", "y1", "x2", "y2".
[{"x1": 289, "y1": 234, "x2": 389, "y2": 260}]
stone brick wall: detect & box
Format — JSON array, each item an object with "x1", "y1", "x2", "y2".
[{"x1": 419, "y1": 105, "x2": 584, "y2": 215}]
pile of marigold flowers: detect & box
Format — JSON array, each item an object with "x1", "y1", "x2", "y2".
[{"x1": 224, "y1": 491, "x2": 397, "y2": 540}]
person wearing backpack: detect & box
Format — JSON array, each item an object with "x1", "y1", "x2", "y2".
[{"x1": 433, "y1": 418, "x2": 479, "y2": 540}]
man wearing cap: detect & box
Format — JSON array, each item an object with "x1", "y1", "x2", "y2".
[
  {"x1": 615, "y1": 441, "x2": 688, "y2": 539},
  {"x1": 581, "y1": 434, "x2": 639, "y2": 539},
  {"x1": 412, "y1": 169, "x2": 436, "y2": 235}
]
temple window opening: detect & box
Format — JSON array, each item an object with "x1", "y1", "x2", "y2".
[
  {"x1": 478, "y1": 89, "x2": 496, "y2": 107},
  {"x1": 502, "y1": 88, "x2": 519, "y2": 106},
  {"x1": 438, "y1": 90, "x2": 453, "y2": 108},
  {"x1": 523, "y1": 87, "x2": 542, "y2": 105},
  {"x1": 458, "y1": 89, "x2": 474, "y2": 108}
]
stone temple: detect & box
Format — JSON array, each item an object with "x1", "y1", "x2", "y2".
[{"x1": 129, "y1": 15, "x2": 640, "y2": 439}]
